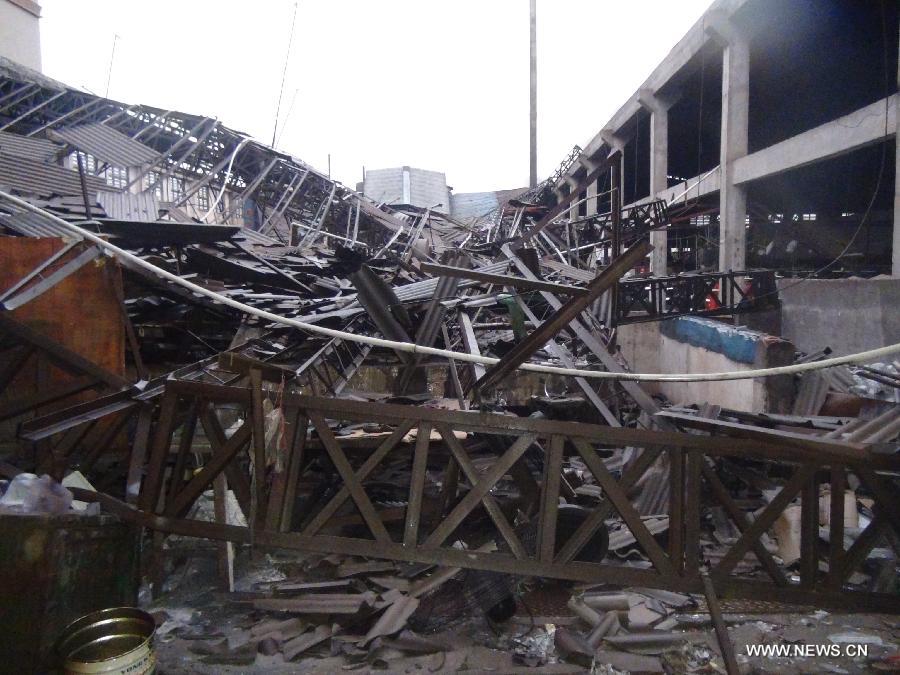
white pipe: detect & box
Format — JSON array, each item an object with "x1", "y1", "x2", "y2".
[{"x1": 3, "y1": 190, "x2": 899, "y2": 383}]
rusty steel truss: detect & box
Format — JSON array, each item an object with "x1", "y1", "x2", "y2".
[{"x1": 65, "y1": 377, "x2": 900, "y2": 614}]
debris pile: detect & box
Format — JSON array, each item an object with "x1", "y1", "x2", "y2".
[{"x1": 0, "y1": 54, "x2": 897, "y2": 673}]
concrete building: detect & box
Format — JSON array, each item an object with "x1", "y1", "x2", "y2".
[
  {"x1": 554, "y1": 0, "x2": 898, "y2": 279},
  {"x1": 546, "y1": 0, "x2": 899, "y2": 362},
  {"x1": 0, "y1": 0, "x2": 41, "y2": 72},
  {"x1": 361, "y1": 166, "x2": 451, "y2": 215}
]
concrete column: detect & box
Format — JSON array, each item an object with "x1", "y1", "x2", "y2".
[
  {"x1": 639, "y1": 90, "x2": 671, "y2": 275},
  {"x1": 585, "y1": 179, "x2": 598, "y2": 217},
  {"x1": 708, "y1": 16, "x2": 750, "y2": 272},
  {"x1": 565, "y1": 176, "x2": 580, "y2": 222}
]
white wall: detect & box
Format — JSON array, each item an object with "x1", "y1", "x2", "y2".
[
  {"x1": 363, "y1": 168, "x2": 405, "y2": 205},
  {"x1": 0, "y1": 0, "x2": 41, "y2": 72},
  {"x1": 363, "y1": 166, "x2": 450, "y2": 214},
  {"x1": 617, "y1": 319, "x2": 793, "y2": 413}
]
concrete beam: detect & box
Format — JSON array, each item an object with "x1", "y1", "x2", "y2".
[
  {"x1": 622, "y1": 166, "x2": 721, "y2": 211},
  {"x1": 733, "y1": 95, "x2": 897, "y2": 185}
]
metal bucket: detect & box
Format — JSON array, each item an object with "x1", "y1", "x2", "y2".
[{"x1": 55, "y1": 607, "x2": 156, "y2": 675}]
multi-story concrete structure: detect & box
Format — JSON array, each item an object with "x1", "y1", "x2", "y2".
[
  {"x1": 549, "y1": 0, "x2": 899, "y2": 360},
  {"x1": 554, "y1": 0, "x2": 898, "y2": 280},
  {"x1": 0, "y1": 0, "x2": 41, "y2": 72}
]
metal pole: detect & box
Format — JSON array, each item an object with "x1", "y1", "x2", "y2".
[
  {"x1": 529, "y1": 0, "x2": 537, "y2": 188},
  {"x1": 105, "y1": 34, "x2": 119, "y2": 98},
  {"x1": 610, "y1": 155, "x2": 621, "y2": 326}
]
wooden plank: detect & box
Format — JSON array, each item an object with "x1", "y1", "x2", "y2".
[
  {"x1": 538, "y1": 435, "x2": 564, "y2": 563},
  {"x1": 555, "y1": 446, "x2": 662, "y2": 563},
  {"x1": 836, "y1": 516, "x2": 888, "y2": 584},
  {"x1": 712, "y1": 465, "x2": 815, "y2": 579},
  {"x1": 800, "y1": 472, "x2": 819, "y2": 589},
  {"x1": 166, "y1": 399, "x2": 198, "y2": 508},
  {"x1": 197, "y1": 405, "x2": 252, "y2": 518},
  {"x1": 855, "y1": 466, "x2": 900, "y2": 541},
  {"x1": 302, "y1": 419, "x2": 414, "y2": 536},
  {"x1": 428, "y1": 424, "x2": 530, "y2": 558},
  {"x1": 165, "y1": 421, "x2": 252, "y2": 518},
  {"x1": 128, "y1": 403, "x2": 156, "y2": 506},
  {"x1": 702, "y1": 463, "x2": 788, "y2": 586},
  {"x1": 172, "y1": 392, "x2": 900, "y2": 467},
  {"x1": 139, "y1": 390, "x2": 179, "y2": 511},
  {"x1": 572, "y1": 438, "x2": 675, "y2": 577},
  {"x1": 404, "y1": 422, "x2": 431, "y2": 547},
  {"x1": 279, "y1": 411, "x2": 308, "y2": 532},
  {"x1": 218, "y1": 351, "x2": 297, "y2": 382},
  {"x1": 508, "y1": 454, "x2": 541, "y2": 516},
  {"x1": 669, "y1": 447, "x2": 685, "y2": 574},
  {"x1": 79, "y1": 485, "x2": 900, "y2": 612},
  {"x1": 701, "y1": 574, "x2": 740, "y2": 675},
  {"x1": 435, "y1": 456, "x2": 460, "y2": 527},
  {"x1": 658, "y1": 411, "x2": 870, "y2": 461},
  {"x1": 685, "y1": 450, "x2": 702, "y2": 573},
  {"x1": 307, "y1": 411, "x2": 392, "y2": 544},
  {"x1": 827, "y1": 466, "x2": 846, "y2": 589}
]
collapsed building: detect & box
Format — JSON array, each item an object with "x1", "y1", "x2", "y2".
[{"x1": 0, "y1": 0, "x2": 898, "y2": 672}]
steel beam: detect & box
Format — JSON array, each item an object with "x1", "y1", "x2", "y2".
[{"x1": 473, "y1": 239, "x2": 652, "y2": 393}]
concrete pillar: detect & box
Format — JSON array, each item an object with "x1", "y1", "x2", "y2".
[
  {"x1": 585, "y1": 179, "x2": 598, "y2": 217},
  {"x1": 708, "y1": 16, "x2": 750, "y2": 272},
  {"x1": 639, "y1": 90, "x2": 671, "y2": 275},
  {"x1": 565, "y1": 175, "x2": 580, "y2": 222}
]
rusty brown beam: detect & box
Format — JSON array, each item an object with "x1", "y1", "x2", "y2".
[{"x1": 472, "y1": 238, "x2": 652, "y2": 394}]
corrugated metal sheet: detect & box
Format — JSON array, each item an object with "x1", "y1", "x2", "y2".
[
  {"x1": 0, "y1": 208, "x2": 74, "y2": 238},
  {"x1": 0, "y1": 151, "x2": 106, "y2": 199},
  {"x1": 50, "y1": 123, "x2": 159, "y2": 168},
  {"x1": 0, "y1": 131, "x2": 62, "y2": 162},
  {"x1": 98, "y1": 190, "x2": 158, "y2": 222},
  {"x1": 237, "y1": 227, "x2": 282, "y2": 246}
]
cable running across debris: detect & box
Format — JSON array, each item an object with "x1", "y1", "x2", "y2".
[{"x1": 2, "y1": 190, "x2": 898, "y2": 383}]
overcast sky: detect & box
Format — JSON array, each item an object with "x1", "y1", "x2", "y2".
[{"x1": 39, "y1": 0, "x2": 711, "y2": 193}]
